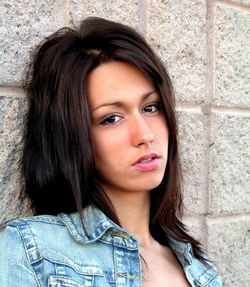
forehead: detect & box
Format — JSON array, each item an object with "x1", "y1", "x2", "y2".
[{"x1": 87, "y1": 61, "x2": 155, "y2": 107}]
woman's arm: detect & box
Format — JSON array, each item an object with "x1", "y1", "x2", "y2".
[{"x1": 0, "y1": 224, "x2": 39, "y2": 287}]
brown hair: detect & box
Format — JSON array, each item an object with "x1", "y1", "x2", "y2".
[{"x1": 23, "y1": 17, "x2": 205, "y2": 261}]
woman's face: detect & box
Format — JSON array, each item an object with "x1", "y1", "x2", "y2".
[{"x1": 87, "y1": 61, "x2": 168, "y2": 196}]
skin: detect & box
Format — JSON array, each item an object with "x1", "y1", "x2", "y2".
[
  {"x1": 88, "y1": 61, "x2": 168, "y2": 196},
  {"x1": 87, "y1": 61, "x2": 191, "y2": 287}
]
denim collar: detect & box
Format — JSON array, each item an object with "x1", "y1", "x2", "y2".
[
  {"x1": 58, "y1": 205, "x2": 193, "y2": 263},
  {"x1": 167, "y1": 237, "x2": 193, "y2": 265},
  {"x1": 58, "y1": 205, "x2": 139, "y2": 249}
]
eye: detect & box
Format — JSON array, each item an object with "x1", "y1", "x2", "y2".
[
  {"x1": 143, "y1": 102, "x2": 161, "y2": 113},
  {"x1": 100, "y1": 114, "x2": 123, "y2": 125}
]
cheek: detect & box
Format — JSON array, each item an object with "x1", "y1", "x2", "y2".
[
  {"x1": 92, "y1": 130, "x2": 126, "y2": 164},
  {"x1": 160, "y1": 117, "x2": 169, "y2": 138},
  {"x1": 92, "y1": 133, "x2": 105, "y2": 156},
  {"x1": 152, "y1": 117, "x2": 168, "y2": 142},
  {"x1": 157, "y1": 123, "x2": 169, "y2": 155},
  {"x1": 164, "y1": 126, "x2": 169, "y2": 142}
]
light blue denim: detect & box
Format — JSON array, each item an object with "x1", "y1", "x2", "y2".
[{"x1": 0, "y1": 205, "x2": 223, "y2": 286}]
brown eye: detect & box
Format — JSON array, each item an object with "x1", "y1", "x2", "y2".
[
  {"x1": 143, "y1": 102, "x2": 161, "y2": 113},
  {"x1": 100, "y1": 114, "x2": 122, "y2": 125}
]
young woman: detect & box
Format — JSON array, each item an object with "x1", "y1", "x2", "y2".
[{"x1": 0, "y1": 17, "x2": 223, "y2": 287}]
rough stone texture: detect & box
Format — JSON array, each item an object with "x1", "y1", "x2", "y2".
[
  {"x1": 0, "y1": 95, "x2": 32, "y2": 223},
  {"x1": 231, "y1": 0, "x2": 250, "y2": 4},
  {"x1": 214, "y1": 5, "x2": 250, "y2": 107},
  {"x1": 207, "y1": 216, "x2": 250, "y2": 287},
  {"x1": 209, "y1": 112, "x2": 250, "y2": 214},
  {"x1": 0, "y1": 0, "x2": 66, "y2": 86},
  {"x1": 68, "y1": 0, "x2": 140, "y2": 30},
  {"x1": 0, "y1": 1, "x2": 250, "y2": 286},
  {"x1": 147, "y1": 0, "x2": 207, "y2": 104},
  {"x1": 182, "y1": 216, "x2": 206, "y2": 247},
  {"x1": 177, "y1": 110, "x2": 207, "y2": 215}
]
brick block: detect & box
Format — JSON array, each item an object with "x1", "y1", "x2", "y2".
[
  {"x1": 0, "y1": 0, "x2": 66, "y2": 85},
  {"x1": 0, "y1": 95, "x2": 31, "y2": 223},
  {"x1": 209, "y1": 112, "x2": 250, "y2": 214},
  {"x1": 178, "y1": 111, "x2": 207, "y2": 215},
  {"x1": 207, "y1": 216, "x2": 250, "y2": 287},
  {"x1": 69, "y1": 0, "x2": 140, "y2": 30},
  {"x1": 214, "y1": 5, "x2": 250, "y2": 107},
  {"x1": 232, "y1": 0, "x2": 250, "y2": 4},
  {"x1": 182, "y1": 216, "x2": 206, "y2": 247},
  {"x1": 147, "y1": 0, "x2": 206, "y2": 104}
]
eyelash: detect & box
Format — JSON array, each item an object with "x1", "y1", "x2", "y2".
[
  {"x1": 100, "y1": 114, "x2": 122, "y2": 125},
  {"x1": 99, "y1": 102, "x2": 162, "y2": 126},
  {"x1": 143, "y1": 102, "x2": 161, "y2": 114}
]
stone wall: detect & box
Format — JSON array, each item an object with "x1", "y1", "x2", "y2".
[{"x1": 0, "y1": 1, "x2": 249, "y2": 286}]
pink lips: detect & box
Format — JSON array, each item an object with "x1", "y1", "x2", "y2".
[{"x1": 132, "y1": 153, "x2": 161, "y2": 171}]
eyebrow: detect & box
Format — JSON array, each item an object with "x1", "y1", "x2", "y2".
[{"x1": 92, "y1": 91, "x2": 157, "y2": 112}]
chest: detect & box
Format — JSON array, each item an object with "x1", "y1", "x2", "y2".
[
  {"x1": 41, "y1": 246, "x2": 192, "y2": 287},
  {"x1": 140, "y1": 246, "x2": 191, "y2": 287},
  {"x1": 141, "y1": 266, "x2": 191, "y2": 287},
  {"x1": 23, "y1": 235, "x2": 219, "y2": 287}
]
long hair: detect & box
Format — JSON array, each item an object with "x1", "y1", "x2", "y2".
[{"x1": 23, "y1": 17, "x2": 205, "y2": 261}]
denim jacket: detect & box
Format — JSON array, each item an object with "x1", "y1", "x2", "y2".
[{"x1": 0, "y1": 205, "x2": 223, "y2": 287}]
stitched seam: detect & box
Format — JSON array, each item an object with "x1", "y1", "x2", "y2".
[{"x1": 17, "y1": 224, "x2": 42, "y2": 287}]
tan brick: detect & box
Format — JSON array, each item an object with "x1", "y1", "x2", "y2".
[
  {"x1": 147, "y1": 0, "x2": 206, "y2": 104},
  {"x1": 207, "y1": 216, "x2": 250, "y2": 287},
  {"x1": 182, "y1": 216, "x2": 206, "y2": 247},
  {"x1": 69, "y1": 0, "x2": 140, "y2": 31},
  {"x1": 0, "y1": 95, "x2": 31, "y2": 223},
  {"x1": 231, "y1": 0, "x2": 250, "y2": 4},
  {"x1": 178, "y1": 110, "x2": 207, "y2": 215},
  {"x1": 209, "y1": 112, "x2": 250, "y2": 214},
  {"x1": 0, "y1": 0, "x2": 67, "y2": 85},
  {"x1": 214, "y1": 5, "x2": 250, "y2": 107}
]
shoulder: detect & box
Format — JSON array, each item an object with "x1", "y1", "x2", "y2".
[
  {"x1": 0, "y1": 214, "x2": 88, "y2": 286},
  {"x1": 187, "y1": 256, "x2": 223, "y2": 287},
  {"x1": 0, "y1": 216, "x2": 57, "y2": 286},
  {"x1": 0, "y1": 213, "x2": 116, "y2": 287},
  {"x1": 167, "y1": 238, "x2": 223, "y2": 287},
  {"x1": 3, "y1": 214, "x2": 62, "y2": 228},
  {"x1": 0, "y1": 212, "x2": 113, "y2": 265},
  {"x1": 0, "y1": 214, "x2": 71, "y2": 258},
  {"x1": 0, "y1": 215, "x2": 69, "y2": 265},
  {"x1": 1, "y1": 215, "x2": 63, "y2": 245}
]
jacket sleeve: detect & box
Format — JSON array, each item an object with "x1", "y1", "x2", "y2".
[{"x1": 0, "y1": 224, "x2": 39, "y2": 287}]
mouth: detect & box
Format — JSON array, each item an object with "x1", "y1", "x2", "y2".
[
  {"x1": 133, "y1": 153, "x2": 161, "y2": 171},
  {"x1": 134, "y1": 153, "x2": 159, "y2": 163}
]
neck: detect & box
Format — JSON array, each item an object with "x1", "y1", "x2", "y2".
[{"x1": 103, "y1": 187, "x2": 155, "y2": 248}]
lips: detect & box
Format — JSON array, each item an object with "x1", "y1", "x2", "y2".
[
  {"x1": 133, "y1": 153, "x2": 159, "y2": 164},
  {"x1": 132, "y1": 153, "x2": 161, "y2": 171}
]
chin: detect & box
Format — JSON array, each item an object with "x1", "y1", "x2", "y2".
[{"x1": 137, "y1": 175, "x2": 164, "y2": 191}]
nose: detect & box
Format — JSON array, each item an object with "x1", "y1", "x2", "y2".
[{"x1": 130, "y1": 115, "x2": 155, "y2": 147}]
